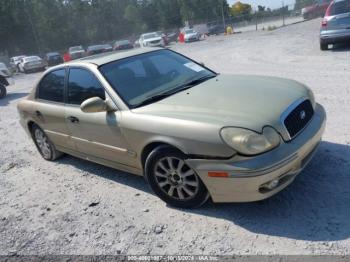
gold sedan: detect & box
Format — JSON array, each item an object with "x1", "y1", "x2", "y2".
[{"x1": 17, "y1": 48, "x2": 326, "y2": 208}]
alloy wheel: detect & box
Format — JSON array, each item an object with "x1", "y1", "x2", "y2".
[
  {"x1": 34, "y1": 128, "x2": 52, "y2": 159},
  {"x1": 154, "y1": 157, "x2": 199, "y2": 201}
]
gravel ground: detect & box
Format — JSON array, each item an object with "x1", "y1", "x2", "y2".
[{"x1": 1, "y1": 18, "x2": 350, "y2": 255}]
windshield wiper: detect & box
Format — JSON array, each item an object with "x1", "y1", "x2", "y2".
[{"x1": 133, "y1": 74, "x2": 216, "y2": 108}]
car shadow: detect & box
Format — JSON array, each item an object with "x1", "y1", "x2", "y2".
[
  {"x1": 0, "y1": 92, "x2": 28, "y2": 107},
  {"x1": 184, "y1": 141, "x2": 350, "y2": 242},
  {"x1": 57, "y1": 140, "x2": 350, "y2": 242}
]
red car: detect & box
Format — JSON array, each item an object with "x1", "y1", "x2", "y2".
[{"x1": 302, "y1": 0, "x2": 331, "y2": 19}]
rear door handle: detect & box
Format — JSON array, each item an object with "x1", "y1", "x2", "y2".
[{"x1": 67, "y1": 116, "x2": 79, "y2": 123}]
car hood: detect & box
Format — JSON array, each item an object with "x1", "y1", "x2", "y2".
[
  {"x1": 132, "y1": 75, "x2": 310, "y2": 139},
  {"x1": 144, "y1": 37, "x2": 162, "y2": 42}
]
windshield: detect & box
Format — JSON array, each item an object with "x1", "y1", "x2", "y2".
[
  {"x1": 70, "y1": 46, "x2": 83, "y2": 52},
  {"x1": 116, "y1": 40, "x2": 130, "y2": 45},
  {"x1": 185, "y1": 29, "x2": 195, "y2": 34},
  {"x1": 99, "y1": 49, "x2": 216, "y2": 108},
  {"x1": 143, "y1": 33, "x2": 159, "y2": 39}
]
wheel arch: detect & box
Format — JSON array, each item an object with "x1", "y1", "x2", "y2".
[{"x1": 140, "y1": 141, "x2": 186, "y2": 170}]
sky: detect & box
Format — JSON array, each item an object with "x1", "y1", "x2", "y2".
[{"x1": 227, "y1": 0, "x2": 296, "y2": 10}]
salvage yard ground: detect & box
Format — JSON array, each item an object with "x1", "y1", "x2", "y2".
[{"x1": 0, "y1": 18, "x2": 350, "y2": 255}]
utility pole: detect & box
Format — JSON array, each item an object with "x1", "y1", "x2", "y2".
[
  {"x1": 282, "y1": 1, "x2": 285, "y2": 26},
  {"x1": 24, "y1": 0, "x2": 41, "y2": 54},
  {"x1": 221, "y1": 0, "x2": 226, "y2": 32}
]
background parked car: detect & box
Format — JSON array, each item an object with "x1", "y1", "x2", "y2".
[
  {"x1": 208, "y1": 24, "x2": 225, "y2": 35},
  {"x1": 113, "y1": 40, "x2": 134, "y2": 50},
  {"x1": 139, "y1": 32, "x2": 165, "y2": 47},
  {"x1": 320, "y1": 0, "x2": 350, "y2": 50},
  {"x1": 86, "y1": 44, "x2": 113, "y2": 56},
  {"x1": 302, "y1": 0, "x2": 331, "y2": 19},
  {"x1": 68, "y1": 46, "x2": 85, "y2": 60},
  {"x1": 156, "y1": 31, "x2": 169, "y2": 45},
  {"x1": 101, "y1": 44, "x2": 113, "y2": 52},
  {"x1": 45, "y1": 52, "x2": 63, "y2": 67},
  {"x1": 183, "y1": 28, "x2": 200, "y2": 42},
  {"x1": 18, "y1": 56, "x2": 46, "y2": 74},
  {"x1": 10, "y1": 55, "x2": 26, "y2": 72},
  {"x1": 134, "y1": 39, "x2": 141, "y2": 48},
  {"x1": 166, "y1": 32, "x2": 178, "y2": 43},
  {"x1": 0, "y1": 62, "x2": 12, "y2": 78},
  {"x1": 0, "y1": 62, "x2": 13, "y2": 98}
]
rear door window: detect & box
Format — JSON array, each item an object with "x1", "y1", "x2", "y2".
[
  {"x1": 67, "y1": 68, "x2": 105, "y2": 105},
  {"x1": 37, "y1": 69, "x2": 65, "y2": 103},
  {"x1": 332, "y1": 0, "x2": 350, "y2": 15}
]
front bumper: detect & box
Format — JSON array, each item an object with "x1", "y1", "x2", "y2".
[
  {"x1": 186, "y1": 103, "x2": 326, "y2": 203},
  {"x1": 320, "y1": 30, "x2": 350, "y2": 44},
  {"x1": 185, "y1": 37, "x2": 199, "y2": 42}
]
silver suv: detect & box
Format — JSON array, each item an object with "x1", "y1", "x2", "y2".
[{"x1": 320, "y1": 0, "x2": 350, "y2": 50}]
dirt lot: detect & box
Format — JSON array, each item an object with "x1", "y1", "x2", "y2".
[{"x1": 1, "y1": 18, "x2": 350, "y2": 255}]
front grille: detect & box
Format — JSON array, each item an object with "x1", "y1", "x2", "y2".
[{"x1": 284, "y1": 100, "x2": 314, "y2": 138}]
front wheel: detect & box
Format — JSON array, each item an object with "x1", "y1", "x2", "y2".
[
  {"x1": 0, "y1": 84, "x2": 6, "y2": 99},
  {"x1": 145, "y1": 146, "x2": 209, "y2": 208},
  {"x1": 31, "y1": 124, "x2": 63, "y2": 161}
]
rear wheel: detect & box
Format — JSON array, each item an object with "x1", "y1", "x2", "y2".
[
  {"x1": 320, "y1": 42, "x2": 329, "y2": 51},
  {"x1": 0, "y1": 84, "x2": 6, "y2": 99},
  {"x1": 145, "y1": 146, "x2": 209, "y2": 208},
  {"x1": 31, "y1": 124, "x2": 63, "y2": 161}
]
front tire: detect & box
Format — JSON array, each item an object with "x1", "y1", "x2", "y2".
[
  {"x1": 145, "y1": 146, "x2": 209, "y2": 208},
  {"x1": 31, "y1": 124, "x2": 63, "y2": 161},
  {"x1": 0, "y1": 84, "x2": 6, "y2": 99},
  {"x1": 320, "y1": 42, "x2": 329, "y2": 51}
]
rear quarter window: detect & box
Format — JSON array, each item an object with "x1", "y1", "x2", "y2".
[{"x1": 37, "y1": 69, "x2": 65, "y2": 103}]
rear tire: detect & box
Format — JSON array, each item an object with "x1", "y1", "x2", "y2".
[
  {"x1": 0, "y1": 84, "x2": 6, "y2": 99},
  {"x1": 145, "y1": 145, "x2": 209, "y2": 208},
  {"x1": 31, "y1": 124, "x2": 63, "y2": 161},
  {"x1": 320, "y1": 42, "x2": 329, "y2": 51}
]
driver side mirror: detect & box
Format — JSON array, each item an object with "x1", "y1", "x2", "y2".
[{"x1": 80, "y1": 97, "x2": 114, "y2": 113}]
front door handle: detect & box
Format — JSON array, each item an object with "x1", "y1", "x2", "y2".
[
  {"x1": 67, "y1": 116, "x2": 79, "y2": 123},
  {"x1": 35, "y1": 110, "x2": 42, "y2": 117}
]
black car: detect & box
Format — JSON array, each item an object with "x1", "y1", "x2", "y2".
[
  {"x1": 87, "y1": 44, "x2": 113, "y2": 56},
  {"x1": 113, "y1": 40, "x2": 133, "y2": 51},
  {"x1": 45, "y1": 52, "x2": 63, "y2": 67},
  {"x1": 208, "y1": 24, "x2": 225, "y2": 35}
]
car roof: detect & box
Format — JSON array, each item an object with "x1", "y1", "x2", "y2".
[
  {"x1": 25, "y1": 56, "x2": 40, "y2": 60},
  {"x1": 76, "y1": 47, "x2": 163, "y2": 66},
  {"x1": 47, "y1": 52, "x2": 60, "y2": 56}
]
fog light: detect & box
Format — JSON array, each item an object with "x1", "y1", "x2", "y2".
[{"x1": 265, "y1": 179, "x2": 279, "y2": 190}]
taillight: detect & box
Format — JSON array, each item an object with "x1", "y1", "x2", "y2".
[{"x1": 322, "y1": 18, "x2": 327, "y2": 27}]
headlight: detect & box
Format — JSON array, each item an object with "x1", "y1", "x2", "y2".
[{"x1": 220, "y1": 127, "x2": 280, "y2": 155}]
